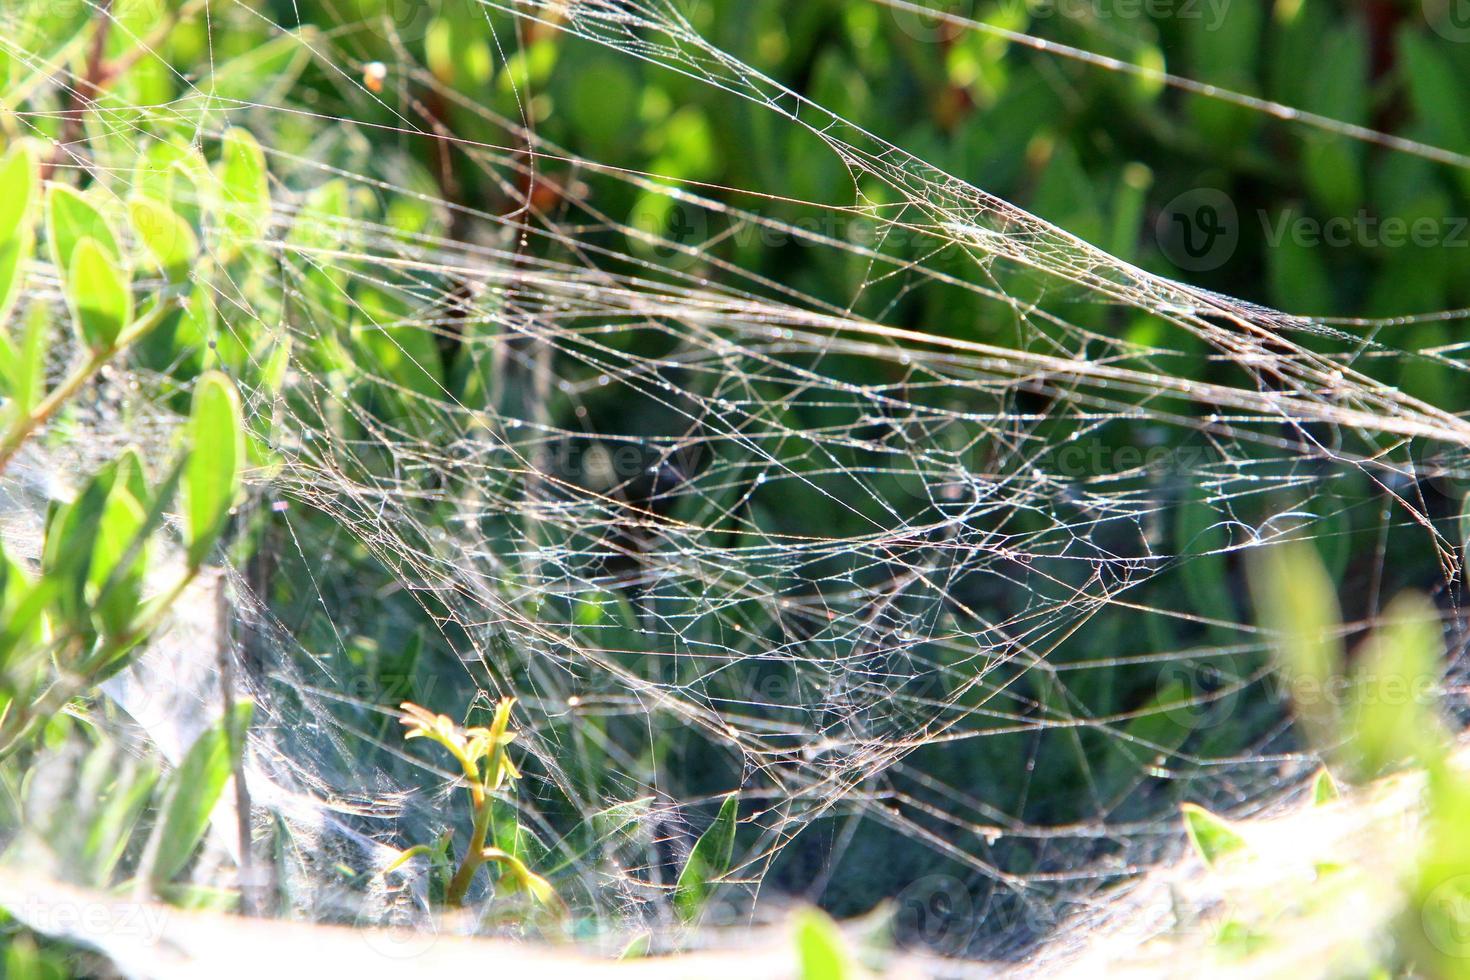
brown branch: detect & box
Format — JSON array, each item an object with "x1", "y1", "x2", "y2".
[{"x1": 39, "y1": 0, "x2": 114, "y2": 182}]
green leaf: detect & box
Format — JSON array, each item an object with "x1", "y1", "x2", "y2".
[
  {"x1": 46, "y1": 184, "x2": 120, "y2": 275},
  {"x1": 381, "y1": 844, "x2": 433, "y2": 876},
  {"x1": 1311, "y1": 767, "x2": 1339, "y2": 805},
  {"x1": 1250, "y1": 542, "x2": 1344, "y2": 752},
  {"x1": 0, "y1": 142, "x2": 36, "y2": 330},
  {"x1": 0, "y1": 140, "x2": 38, "y2": 243},
  {"x1": 156, "y1": 883, "x2": 241, "y2": 913},
  {"x1": 1100, "y1": 677, "x2": 1193, "y2": 797},
  {"x1": 86, "y1": 482, "x2": 147, "y2": 638},
  {"x1": 42, "y1": 465, "x2": 119, "y2": 634},
  {"x1": 1181, "y1": 803, "x2": 1246, "y2": 867},
  {"x1": 184, "y1": 372, "x2": 245, "y2": 566},
  {"x1": 0, "y1": 300, "x2": 45, "y2": 413},
  {"x1": 479, "y1": 847, "x2": 564, "y2": 915},
  {"x1": 218, "y1": 128, "x2": 269, "y2": 247},
  {"x1": 4, "y1": 934, "x2": 69, "y2": 980},
  {"x1": 1346, "y1": 594, "x2": 1446, "y2": 779},
  {"x1": 1399, "y1": 33, "x2": 1470, "y2": 200},
  {"x1": 206, "y1": 28, "x2": 318, "y2": 104},
  {"x1": 259, "y1": 334, "x2": 291, "y2": 394},
  {"x1": 674, "y1": 793, "x2": 738, "y2": 921},
  {"x1": 64, "y1": 236, "x2": 132, "y2": 351},
  {"x1": 618, "y1": 933, "x2": 651, "y2": 960},
  {"x1": 0, "y1": 545, "x2": 52, "y2": 672},
  {"x1": 1176, "y1": 486, "x2": 1236, "y2": 626},
  {"x1": 145, "y1": 700, "x2": 252, "y2": 888},
  {"x1": 794, "y1": 908, "x2": 854, "y2": 980},
  {"x1": 129, "y1": 196, "x2": 197, "y2": 284},
  {"x1": 81, "y1": 753, "x2": 159, "y2": 885}
]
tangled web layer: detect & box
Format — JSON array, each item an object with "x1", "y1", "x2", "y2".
[{"x1": 7, "y1": 0, "x2": 1470, "y2": 962}]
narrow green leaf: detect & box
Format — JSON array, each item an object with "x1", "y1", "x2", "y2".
[
  {"x1": 83, "y1": 755, "x2": 159, "y2": 885},
  {"x1": 260, "y1": 334, "x2": 291, "y2": 394},
  {"x1": 674, "y1": 793, "x2": 738, "y2": 921},
  {"x1": 1250, "y1": 542, "x2": 1344, "y2": 753},
  {"x1": 184, "y1": 372, "x2": 245, "y2": 566},
  {"x1": 129, "y1": 196, "x2": 197, "y2": 284},
  {"x1": 381, "y1": 844, "x2": 433, "y2": 876},
  {"x1": 0, "y1": 141, "x2": 37, "y2": 243},
  {"x1": 42, "y1": 465, "x2": 118, "y2": 634},
  {"x1": 0, "y1": 546, "x2": 50, "y2": 672},
  {"x1": 1100, "y1": 677, "x2": 1193, "y2": 797},
  {"x1": 146, "y1": 700, "x2": 252, "y2": 888},
  {"x1": 11, "y1": 301, "x2": 48, "y2": 417},
  {"x1": 0, "y1": 142, "x2": 37, "y2": 331},
  {"x1": 111, "y1": 445, "x2": 151, "y2": 509},
  {"x1": 86, "y1": 484, "x2": 147, "y2": 638},
  {"x1": 480, "y1": 847, "x2": 564, "y2": 914},
  {"x1": 156, "y1": 883, "x2": 241, "y2": 913},
  {"x1": 1181, "y1": 803, "x2": 1246, "y2": 867},
  {"x1": 1347, "y1": 594, "x2": 1446, "y2": 779},
  {"x1": 64, "y1": 236, "x2": 132, "y2": 351},
  {"x1": 218, "y1": 128, "x2": 269, "y2": 246},
  {"x1": 618, "y1": 933, "x2": 651, "y2": 960}
]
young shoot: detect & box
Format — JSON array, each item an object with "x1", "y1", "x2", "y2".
[{"x1": 395, "y1": 699, "x2": 563, "y2": 915}]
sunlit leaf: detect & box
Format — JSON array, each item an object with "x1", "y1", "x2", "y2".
[
  {"x1": 86, "y1": 482, "x2": 147, "y2": 638},
  {"x1": 63, "y1": 236, "x2": 132, "y2": 351},
  {"x1": 46, "y1": 184, "x2": 120, "y2": 274},
  {"x1": 184, "y1": 372, "x2": 244, "y2": 566},
  {"x1": 129, "y1": 196, "x2": 197, "y2": 284},
  {"x1": 382, "y1": 845, "x2": 433, "y2": 876},
  {"x1": 1347, "y1": 594, "x2": 1447, "y2": 779},
  {"x1": 1250, "y1": 542, "x2": 1343, "y2": 753},
  {"x1": 794, "y1": 908, "x2": 854, "y2": 980},
  {"x1": 145, "y1": 700, "x2": 252, "y2": 888},
  {"x1": 217, "y1": 128, "x2": 269, "y2": 248},
  {"x1": 0, "y1": 142, "x2": 36, "y2": 331},
  {"x1": 1311, "y1": 767, "x2": 1339, "y2": 805},
  {"x1": 674, "y1": 793, "x2": 738, "y2": 921},
  {"x1": 1182, "y1": 803, "x2": 1246, "y2": 867}
]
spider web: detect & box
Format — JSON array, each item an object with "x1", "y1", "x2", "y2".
[{"x1": 4, "y1": 0, "x2": 1470, "y2": 964}]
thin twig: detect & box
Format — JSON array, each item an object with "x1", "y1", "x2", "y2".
[{"x1": 39, "y1": 0, "x2": 114, "y2": 182}]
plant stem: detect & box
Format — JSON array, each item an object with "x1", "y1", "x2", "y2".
[
  {"x1": 445, "y1": 783, "x2": 493, "y2": 907},
  {"x1": 0, "y1": 297, "x2": 182, "y2": 477},
  {"x1": 0, "y1": 534, "x2": 203, "y2": 761},
  {"x1": 0, "y1": 349, "x2": 108, "y2": 475},
  {"x1": 40, "y1": 0, "x2": 115, "y2": 182}
]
